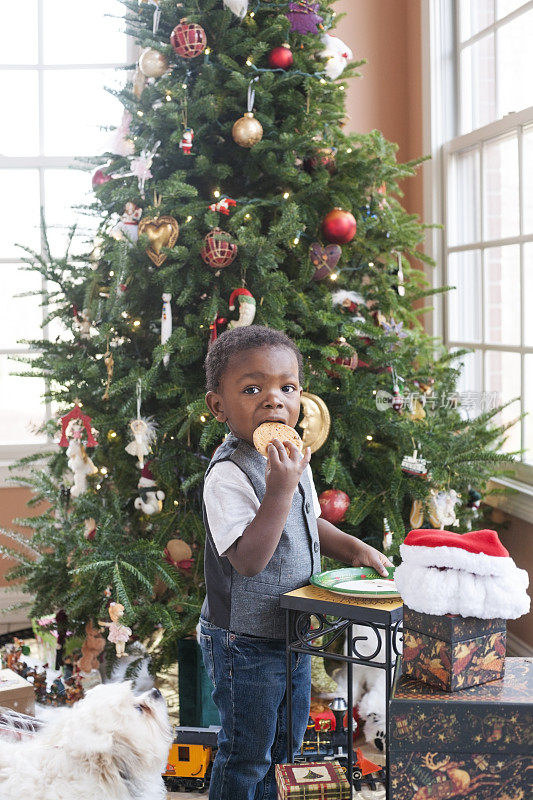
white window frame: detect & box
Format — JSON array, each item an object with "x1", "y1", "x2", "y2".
[
  {"x1": 0, "y1": 2, "x2": 136, "y2": 483},
  {"x1": 422, "y1": 0, "x2": 533, "y2": 521}
]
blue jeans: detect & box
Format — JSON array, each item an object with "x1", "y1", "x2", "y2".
[{"x1": 198, "y1": 617, "x2": 311, "y2": 800}]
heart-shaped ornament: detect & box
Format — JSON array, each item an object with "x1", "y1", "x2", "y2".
[
  {"x1": 309, "y1": 242, "x2": 341, "y2": 281},
  {"x1": 138, "y1": 216, "x2": 179, "y2": 266}
]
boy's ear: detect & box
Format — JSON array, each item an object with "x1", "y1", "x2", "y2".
[{"x1": 205, "y1": 391, "x2": 227, "y2": 422}]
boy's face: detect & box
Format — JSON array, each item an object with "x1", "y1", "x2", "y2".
[{"x1": 205, "y1": 346, "x2": 302, "y2": 445}]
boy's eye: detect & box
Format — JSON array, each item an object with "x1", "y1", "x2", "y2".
[
  {"x1": 282, "y1": 385, "x2": 296, "y2": 393},
  {"x1": 243, "y1": 386, "x2": 260, "y2": 394}
]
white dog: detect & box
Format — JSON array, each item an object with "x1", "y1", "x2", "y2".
[{"x1": 0, "y1": 681, "x2": 173, "y2": 800}]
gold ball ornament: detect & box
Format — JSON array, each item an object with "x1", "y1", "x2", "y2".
[
  {"x1": 138, "y1": 47, "x2": 169, "y2": 78},
  {"x1": 232, "y1": 112, "x2": 263, "y2": 148},
  {"x1": 298, "y1": 392, "x2": 331, "y2": 454}
]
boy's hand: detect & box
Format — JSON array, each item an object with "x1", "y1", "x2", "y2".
[
  {"x1": 351, "y1": 540, "x2": 394, "y2": 577},
  {"x1": 265, "y1": 439, "x2": 311, "y2": 497}
]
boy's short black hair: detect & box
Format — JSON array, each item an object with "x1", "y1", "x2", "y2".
[{"x1": 205, "y1": 325, "x2": 304, "y2": 392}]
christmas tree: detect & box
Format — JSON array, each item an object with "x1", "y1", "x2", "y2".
[{"x1": 3, "y1": 0, "x2": 515, "y2": 671}]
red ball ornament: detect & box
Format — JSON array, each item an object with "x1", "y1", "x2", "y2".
[
  {"x1": 318, "y1": 489, "x2": 351, "y2": 524},
  {"x1": 322, "y1": 208, "x2": 357, "y2": 244},
  {"x1": 170, "y1": 18, "x2": 207, "y2": 59},
  {"x1": 92, "y1": 169, "x2": 112, "y2": 188},
  {"x1": 201, "y1": 227, "x2": 238, "y2": 270},
  {"x1": 268, "y1": 44, "x2": 294, "y2": 70}
]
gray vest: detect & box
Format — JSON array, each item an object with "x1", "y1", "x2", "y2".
[{"x1": 201, "y1": 433, "x2": 321, "y2": 638}]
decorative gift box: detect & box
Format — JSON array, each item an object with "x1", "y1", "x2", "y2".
[
  {"x1": 389, "y1": 657, "x2": 533, "y2": 800},
  {"x1": 0, "y1": 668, "x2": 35, "y2": 716},
  {"x1": 276, "y1": 760, "x2": 350, "y2": 799},
  {"x1": 402, "y1": 605, "x2": 506, "y2": 691}
]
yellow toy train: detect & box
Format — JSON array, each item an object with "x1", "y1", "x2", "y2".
[{"x1": 163, "y1": 725, "x2": 220, "y2": 792}]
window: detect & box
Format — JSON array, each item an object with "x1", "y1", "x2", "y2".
[
  {"x1": 0, "y1": 0, "x2": 130, "y2": 465},
  {"x1": 428, "y1": 1, "x2": 533, "y2": 475}
]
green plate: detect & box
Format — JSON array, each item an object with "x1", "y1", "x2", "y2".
[{"x1": 310, "y1": 566, "x2": 399, "y2": 598}]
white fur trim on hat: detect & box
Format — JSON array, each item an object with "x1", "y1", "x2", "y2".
[
  {"x1": 399, "y1": 543, "x2": 514, "y2": 577},
  {"x1": 394, "y1": 562, "x2": 530, "y2": 619}
]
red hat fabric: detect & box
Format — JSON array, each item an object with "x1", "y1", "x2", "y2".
[{"x1": 404, "y1": 529, "x2": 509, "y2": 558}]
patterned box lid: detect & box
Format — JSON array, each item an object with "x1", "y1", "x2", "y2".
[{"x1": 275, "y1": 761, "x2": 351, "y2": 799}]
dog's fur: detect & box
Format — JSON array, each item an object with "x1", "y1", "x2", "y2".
[{"x1": 0, "y1": 681, "x2": 173, "y2": 800}]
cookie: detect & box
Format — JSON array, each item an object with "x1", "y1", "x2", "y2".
[{"x1": 253, "y1": 422, "x2": 304, "y2": 457}]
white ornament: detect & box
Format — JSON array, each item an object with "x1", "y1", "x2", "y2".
[
  {"x1": 109, "y1": 109, "x2": 135, "y2": 157},
  {"x1": 161, "y1": 293, "x2": 172, "y2": 366},
  {"x1": 135, "y1": 472, "x2": 165, "y2": 515},
  {"x1": 125, "y1": 418, "x2": 157, "y2": 469},
  {"x1": 428, "y1": 488, "x2": 461, "y2": 528},
  {"x1": 222, "y1": 0, "x2": 248, "y2": 19},
  {"x1": 227, "y1": 288, "x2": 256, "y2": 330},
  {"x1": 110, "y1": 202, "x2": 142, "y2": 244},
  {"x1": 320, "y1": 33, "x2": 353, "y2": 80},
  {"x1": 66, "y1": 439, "x2": 98, "y2": 498}
]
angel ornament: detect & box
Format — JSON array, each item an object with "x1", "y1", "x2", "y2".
[
  {"x1": 99, "y1": 602, "x2": 132, "y2": 658},
  {"x1": 125, "y1": 418, "x2": 157, "y2": 469},
  {"x1": 66, "y1": 419, "x2": 98, "y2": 498}
]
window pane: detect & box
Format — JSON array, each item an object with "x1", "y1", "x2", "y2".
[
  {"x1": 484, "y1": 245, "x2": 520, "y2": 345},
  {"x1": 460, "y1": 35, "x2": 496, "y2": 133},
  {"x1": 523, "y1": 243, "x2": 533, "y2": 346},
  {"x1": 0, "y1": 71, "x2": 39, "y2": 156},
  {"x1": 0, "y1": 170, "x2": 41, "y2": 258},
  {"x1": 0, "y1": 264, "x2": 43, "y2": 348},
  {"x1": 497, "y1": 1, "x2": 530, "y2": 20},
  {"x1": 44, "y1": 169, "x2": 98, "y2": 256},
  {"x1": 497, "y1": 11, "x2": 533, "y2": 118},
  {"x1": 523, "y1": 353, "x2": 533, "y2": 463},
  {"x1": 483, "y1": 134, "x2": 519, "y2": 240},
  {"x1": 42, "y1": 0, "x2": 127, "y2": 65},
  {"x1": 523, "y1": 126, "x2": 533, "y2": 234},
  {"x1": 460, "y1": 0, "x2": 495, "y2": 41},
  {"x1": 451, "y1": 348, "x2": 484, "y2": 419},
  {"x1": 448, "y1": 148, "x2": 481, "y2": 246},
  {"x1": 0, "y1": 356, "x2": 47, "y2": 446},
  {"x1": 43, "y1": 69, "x2": 124, "y2": 156},
  {"x1": 447, "y1": 250, "x2": 482, "y2": 343},
  {"x1": 0, "y1": 2, "x2": 38, "y2": 64},
  {"x1": 485, "y1": 350, "x2": 521, "y2": 453}
]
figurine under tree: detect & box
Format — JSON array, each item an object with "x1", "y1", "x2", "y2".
[{"x1": 2, "y1": 0, "x2": 515, "y2": 671}]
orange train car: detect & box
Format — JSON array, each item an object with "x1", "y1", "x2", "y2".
[{"x1": 163, "y1": 725, "x2": 220, "y2": 792}]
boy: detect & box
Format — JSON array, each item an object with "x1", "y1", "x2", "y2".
[{"x1": 200, "y1": 325, "x2": 392, "y2": 800}]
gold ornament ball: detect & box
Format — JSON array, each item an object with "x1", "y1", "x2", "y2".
[
  {"x1": 232, "y1": 112, "x2": 263, "y2": 148},
  {"x1": 139, "y1": 48, "x2": 169, "y2": 78}
]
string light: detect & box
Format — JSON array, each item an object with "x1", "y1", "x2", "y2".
[
  {"x1": 330, "y1": 272, "x2": 338, "y2": 281},
  {"x1": 108, "y1": 430, "x2": 117, "y2": 439},
  {"x1": 346, "y1": 148, "x2": 352, "y2": 153},
  {"x1": 200, "y1": 415, "x2": 206, "y2": 422},
  {"x1": 181, "y1": 82, "x2": 187, "y2": 89},
  {"x1": 369, "y1": 261, "x2": 374, "y2": 267},
  {"x1": 133, "y1": 319, "x2": 141, "y2": 327},
  {"x1": 293, "y1": 237, "x2": 300, "y2": 245},
  {"x1": 205, "y1": 47, "x2": 211, "y2": 55},
  {"x1": 244, "y1": 213, "x2": 251, "y2": 220},
  {"x1": 339, "y1": 85, "x2": 345, "y2": 91},
  {"x1": 96, "y1": 484, "x2": 102, "y2": 490},
  {"x1": 121, "y1": 311, "x2": 129, "y2": 318},
  {"x1": 109, "y1": 270, "x2": 114, "y2": 277},
  {"x1": 166, "y1": 94, "x2": 172, "y2": 101},
  {"x1": 249, "y1": 11, "x2": 255, "y2": 17},
  {"x1": 185, "y1": 215, "x2": 192, "y2": 222},
  {"x1": 372, "y1": 390, "x2": 377, "y2": 396},
  {"x1": 137, "y1": 110, "x2": 143, "y2": 117},
  {"x1": 283, "y1": 191, "x2": 290, "y2": 199},
  {"x1": 246, "y1": 57, "x2": 253, "y2": 66},
  {"x1": 173, "y1": 500, "x2": 179, "y2": 506},
  {"x1": 100, "y1": 467, "x2": 108, "y2": 475},
  {"x1": 366, "y1": 435, "x2": 373, "y2": 441},
  {"x1": 319, "y1": 78, "x2": 327, "y2": 85},
  {"x1": 213, "y1": 189, "x2": 220, "y2": 198}
]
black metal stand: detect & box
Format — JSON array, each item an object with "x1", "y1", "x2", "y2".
[{"x1": 282, "y1": 586, "x2": 403, "y2": 800}]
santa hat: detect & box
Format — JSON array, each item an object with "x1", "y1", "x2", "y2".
[
  {"x1": 140, "y1": 462, "x2": 154, "y2": 481},
  {"x1": 228, "y1": 288, "x2": 254, "y2": 310},
  {"x1": 394, "y1": 529, "x2": 530, "y2": 620}
]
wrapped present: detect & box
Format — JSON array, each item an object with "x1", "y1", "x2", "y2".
[
  {"x1": 389, "y1": 657, "x2": 533, "y2": 800},
  {"x1": 276, "y1": 760, "x2": 350, "y2": 799},
  {"x1": 402, "y1": 606, "x2": 506, "y2": 691},
  {"x1": 0, "y1": 668, "x2": 35, "y2": 716}
]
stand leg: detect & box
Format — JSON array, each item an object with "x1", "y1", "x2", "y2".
[
  {"x1": 347, "y1": 623, "x2": 353, "y2": 800},
  {"x1": 385, "y1": 623, "x2": 392, "y2": 800},
  {"x1": 286, "y1": 609, "x2": 294, "y2": 764}
]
